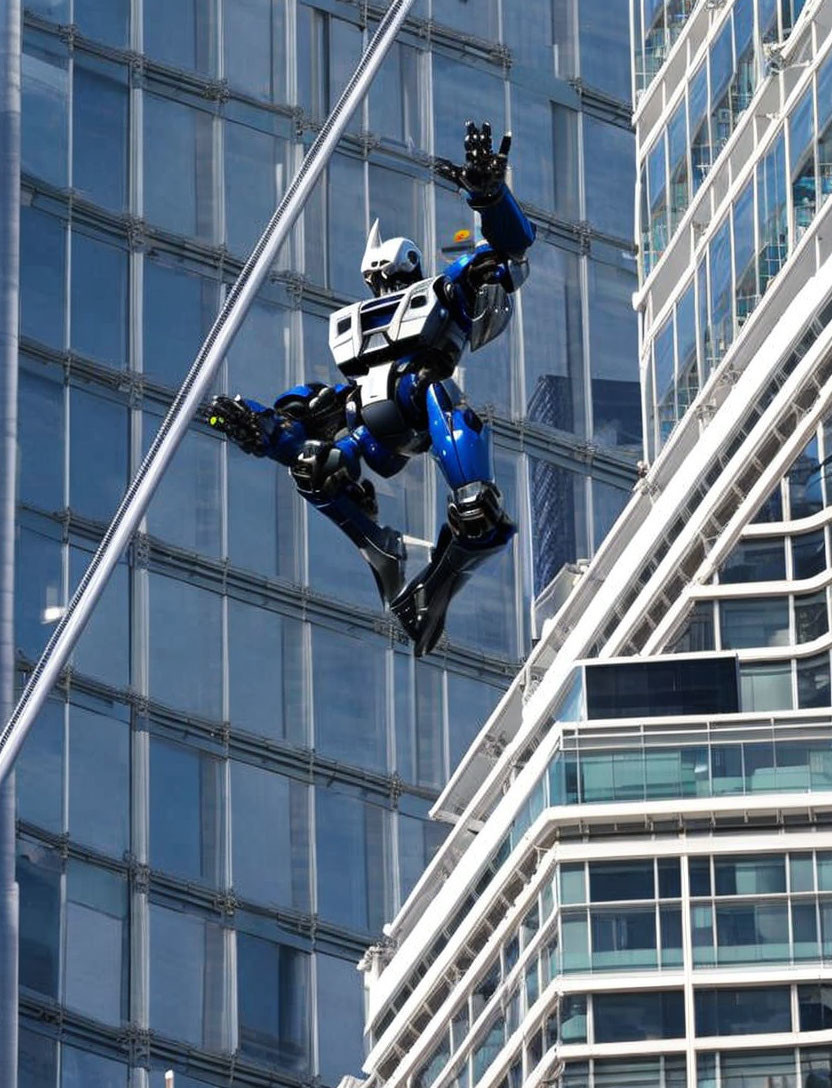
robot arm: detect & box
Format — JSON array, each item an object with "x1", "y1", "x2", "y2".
[{"x1": 435, "y1": 121, "x2": 535, "y2": 262}]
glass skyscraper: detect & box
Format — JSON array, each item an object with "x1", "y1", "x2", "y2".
[
  {"x1": 359, "y1": 4, "x2": 832, "y2": 1088},
  {"x1": 8, "y1": 0, "x2": 639, "y2": 1083}
]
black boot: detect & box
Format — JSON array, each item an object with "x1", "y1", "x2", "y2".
[{"x1": 392, "y1": 514, "x2": 514, "y2": 656}]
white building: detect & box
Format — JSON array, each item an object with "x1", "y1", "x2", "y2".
[{"x1": 360, "y1": 2, "x2": 832, "y2": 1086}]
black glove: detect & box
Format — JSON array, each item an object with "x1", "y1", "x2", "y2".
[
  {"x1": 435, "y1": 120, "x2": 512, "y2": 202},
  {"x1": 207, "y1": 395, "x2": 270, "y2": 455}
]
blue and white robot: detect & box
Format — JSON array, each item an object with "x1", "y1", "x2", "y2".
[{"x1": 209, "y1": 122, "x2": 535, "y2": 655}]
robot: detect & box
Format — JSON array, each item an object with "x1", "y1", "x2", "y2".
[{"x1": 208, "y1": 122, "x2": 535, "y2": 655}]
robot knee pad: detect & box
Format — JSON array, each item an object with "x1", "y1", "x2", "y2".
[{"x1": 447, "y1": 481, "x2": 513, "y2": 542}]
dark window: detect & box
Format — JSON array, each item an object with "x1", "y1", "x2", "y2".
[
  {"x1": 793, "y1": 530, "x2": 827, "y2": 579},
  {"x1": 714, "y1": 855, "x2": 786, "y2": 895},
  {"x1": 589, "y1": 860, "x2": 654, "y2": 902},
  {"x1": 593, "y1": 990, "x2": 685, "y2": 1043},
  {"x1": 694, "y1": 986, "x2": 791, "y2": 1036},
  {"x1": 658, "y1": 858, "x2": 682, "y2": 898},
  {"x1": 719, "y1": 539, "x2": 786, "y2": 583},
  {"x1": 585, "y1": 656, "x2": 739, "y2": 719},
  {"x1": 799, "y1": 984, "x2": 832, "y2": 1031}
]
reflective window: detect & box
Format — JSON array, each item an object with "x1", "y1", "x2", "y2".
[
  {"x1": 150, "y1": 737, "x2": 224, "y2": 886},
  {"x1": 795, "y1": 590, "x2": 828, "y2": 644},
  {"x1": 223, "y1": 0, "x2": 287, "y2": 103},
  {"x1": 68, "y1": 701, "x2": 129, "y2": 857},
  {"x1": 734, "y1": 179, "x2": 757, "y2": 327},
  {"x1": 740, "y1": 662, "x2": 793, "y2": 711},
  {"x1": 589, "y1": 260, "x2": 641, "y2": 447},
  {"x1": 143, "y1": 255, "x2": 218, "y2": 388},
  {"x1": 694, "y1": 986, "x2": 791, "y2": 1036},
  {"x1": 228, "y1": 600, "x2": 306, "y2": 744},
  {"x1": 70, "y1": 384, "x2": 128, "y2": 523},
  {"x1": 72, "y1": 55, "x2": 127, "y2": 212},
  {"x1": 20, "y1": 206, "x2": 65, "y2": 349},
  {"x1": 18, "y1": 840, "x2": 61, "y2": 1000},
  {"x1": 70, "y1": 230, "x2": 128, "y2": 367},
  {"x1": 144, "y1": 0, "x2": 216, "y2": 75},
  {"x1": 399, "y1": 794, "x2": 447, "y2": 905},
  {"x1": 64, "y1": 860, "x2": 127, "y2": 1024},
  {"x1": 798, "y1": 985, "x2": 832, "y2": 1032},
  {"x1": 668, "y1": 99, "x2": 688, "y2": 233},
  {"x1": 143, "y1": 91, "x2": 216, "y2": 241},
  {"x1": 757, "y1": 132, "x2": 787, "y2": 294},
  {"x1": 593, "y1": 990, "x2": 684, "y2": 1042},
  {"x1": 792, "y1": 530, "x2": 826, "y2": 579},
  {"x1": 818, "y1": 51, "x2": 832, "y2": 209},
  {"x1": 509, "y1": 90, "x2": 555, "y2": 211},
  {"x1": 317, "y1": 953, "x2": 366, "y2": 1083},
  {"x1": 19, "y1": 1026, "x2": 57, "y2": 1087},
  {"x1": 720, "y1": 539, "x2": 786, "y2": 583},
  {"x1": 149, "y1": 901, "x2": 226, "y2": 1049},
  {"x1": 148, "y1": 573, "x2": 222, "y2": 717},
  {"x1": 145, "y1": 418, "x2": 222, "y2": 555},
  {"x1": 797, "y1": 652, "x2": 831, "y2": 709},
  {"x1": 18, "y1": 362, "x2": 64, "y2": 512},
  {"x1": 236, "y1": 913, "x2": 311, "y2": 1071},
  {"x1": 715, "y1": 855, "x2": 786, "y2": 895},
  {"x1": 585, "y1": 118, "x2": 635, "y2": 239},
  {"x1": 589, "y1": 860, "x2": 654, "y2": 902},
  {"x1": 369, "y1": 42, "x2": 426, "y2": 150},
  {"x1": 433, "y1": 0, "x2": 498, "y2": 37},
  {"x1": 432, "y1": 56, "x2": 504, "y2": 164},
  {"x1": 313, "y1": 626, "x2": 387, "y2": 771},
  {"x1": 789, "y1": 435, "x2": 823, "y2": 518},
  {"x1": 315, "y1": 785, "x2": 392, "y2": 933},
  {"x1": 61, "y1": 1046, "x2": 128, "y2": 1087},
  {"x1": 227, "y1": 438, "x2": 302, "y2": 582},
  {"x1": 591, "y1": 906, "x2": 657, "y2": 969},
  {"x1": 579, "y1": 0, "x2": 630, "y2": 101},
  {"x1": 75, "y1": 0, "x2": 129, "y2": 48},
  {"x1": 708, "y1": 216, "x2": 733, "y2": 367},
  {"x1": 15, "y1": 520, "x2": 62, "y2": 662},
  {"x1": 16, "y1": 699, "x2": 63, "y2": 835},
  {"x1": 225, "y1": 106, "x2": 288, "y2": 258},
  {"x1": 70, "y1": 547, "x2": 129, "y2": 687},
  {"x1": 721, "y1": 597, "x2": 789, "y2": 649},
  {"x1": 231, "y1": 761, "x2": 310, "y2": 911},
  {"x1": 790, "y1": 87, "x2": 816, "y2": 243},
  {"x1": 446, "y1": 672, "x2": 502, "y2": 771},
  {"x1": 22, "y1": 31, "x2": 68, "y2": 188}
]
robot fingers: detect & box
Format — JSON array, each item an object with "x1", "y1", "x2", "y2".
[{"x1": 207, "y1": 394, "x2": 269, "y2": 455}]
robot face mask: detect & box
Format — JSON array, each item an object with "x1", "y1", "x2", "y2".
[{"x1": 361, "y1": 219, "x2": 423, "y2": 296}]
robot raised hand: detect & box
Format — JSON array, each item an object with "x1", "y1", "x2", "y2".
[{"x1": 209, "y1": 121, "x2": 535, "y2": 656}]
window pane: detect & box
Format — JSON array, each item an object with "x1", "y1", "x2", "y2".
[
  {"x1": 792, "y1": 530, "x2": 827, "y2": 579},
  {"x1": 143, "y1": 92, "x2": 215, "y2": 241},
  {"x1": 589, "y1": 860, "x2": 654, "y2": 902},
  {"x1": 589, "y1": 260, "x2": 640, "y2": 446},
  {"x1": 149, "y1": 573, "x2": 222, "y2": 717},
  {"x1": 740, "y1": 661, "x2": 793, "y2": 711},
  {"x1": 149, "y1": 901, "x2": 226, "y2": 1050},
  {"x1": 143, "y1": 0, "x2": 215, "y2": 75},
  {"x1": 224, "y1": 108, "x2": 288, "y2": 257},
  {"x1": 797, "y1": 653, "x2": 831, "y2": 709},
  {"x1": 68, "y1": 702, "x2": 129, "y2": 857},
  {"x1": 231, "y1": 762, "x2": 310, "y2": 911},
  {"x1": 72, "y1": 55, "x2": 128, "y2": 212},
  {"x1": 70, "y1": 547, "x2": 129, "y2": 687},
  {"x1": 432, "y1": 56, "x2": 504, "y2": 163},
  {"x1": 70, "y1": 230, "x2": 128, "y2": 367},
  {"x1": 237, "y1": 916, "x2": 311, "y2": 1071},
  {"x1": 227, "y1": 442, "x2": 302, "y2": 582},
  {"x1": 16, "y1": 699, "x2": 63, "y2": 835},
  {"x1": 509, "y1": 90, "x2": 554, "y2": 210},
  {"x1": 143, "y1": 255, "x2": 218, "y2": 388},
  {"x1": 584, "y1": 117, "x2": 635, "y2": 238},
  {"x1": 593, "y1": 990, "x2": 685, "y2": 1042},
  {"x1": 18, "y1": 363, "x2": 64, "y2": 511},
  {"x1": 150, "y1": 738, "x2": 224, "y2": 886},
  {"x1": 20, "y1": 206, "x2": 65, "y2": 349},
  {"x1": 15, "y1": 521, "x2": 62, "y2": 662},
  {"x1": 313, "y1": 626, "x2": 386, "y2": 771},
  {"x1": 715, "y1": 902, "x2": 789, "y2": 963},
  {"x1": 316, "y1": 786, "x2": 391, "y2": 932},
  {"x1": 715, "y1": 856, "x2": 786, "y2": 895},
  {"x1": 75, "y1": 0, "x2": 129, "y2": 48},
  {"x1": 64, "y1": 860, "x2": 127, "y2": 1024},
  {"x1": 795, "y1": 590, "x2": 828, "y2": 643},
  {"x1": 226, "y1": 295, "x2": 292, "y2": 401},
  {"x1": 694, "y1": 986, "x2": 791, "y2": 1035},
  {"x1": 22, "y1": 32, "x2": 68, "y2": 188},
  {"x1": 316, "y1": 953, "x2": 365, "y2": 1083},
  {"x1": 69, "y1": 385, "x2": 128, "y2": 523},
  {"x1": 19, "y1": 1026, "x2": 57, "y2": 1088},
  {"x1": 228, "y1": 600, "x2": 306, "y2": 744},
  {"x1": 145, "y1": 419, "x2": 222, "y2": 556},
  {"x1": 720, "y1": 539, "x2": 786, "y2": 583},
  {"x1": 61, "y1": 1046, "x2": 127, "y2": 1088},
  {"x1": 721, "y1": 598, "x2": 789, "y2": 648},
  {"x1": 17, "y1": 841, "x2": 61, "y2": 1000},
  {"x1": 223, "y1": 0, "x2": 287, "y2": 102}
]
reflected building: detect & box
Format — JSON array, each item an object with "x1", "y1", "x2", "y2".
[
  {"x1": 8, "y1": 0, "x2": 640, "y2": 1084},
  {"x1": 359, "y1": 3, "x2": 832, "y2": 1088}
]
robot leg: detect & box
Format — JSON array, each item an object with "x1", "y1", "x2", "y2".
[
  {"x1": 292, "y1": 437, "x2": 408, "y2": 607},
  {"x1": 391, "y1": 382, "x2": 515, "y2": 656}
]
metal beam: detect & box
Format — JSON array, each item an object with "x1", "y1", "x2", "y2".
[
  {"x1": 0, "y1": 0, "x2": 418, "y2": 786},
  {"x1": 0, "y1": 0, "x2": 21, "y2": 1078}
]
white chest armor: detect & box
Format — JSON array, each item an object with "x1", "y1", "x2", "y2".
[{"x1": 328, "y1": 276, "x2": 467, "y2": 381}]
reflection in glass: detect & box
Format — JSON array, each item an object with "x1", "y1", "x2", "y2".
[
  {"x1": 22, "y1": 32, "x2": 68, "y2": 188},
  {"x1": 72, "y1": 56, "x2": 128, "y2": 212},
  {"x1": 150, "y1": 738, "x2": 223, "y2": 886}
]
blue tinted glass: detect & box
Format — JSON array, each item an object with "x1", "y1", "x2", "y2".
[
  {"x1": 721, "y1": 539, "x2": 786, "y2": 583},
  {"x1": 75, "y1": 0, "x2": 129, "y2": 47},
  {"x1": 314, "y1": 626, "x2": 387, "y2": 772},
  {"x1": 68, "y1": 702, "x2": 129, "y2": 857},
  {"x1": 20, "y1": 206, "x2": 65, "y2": 349},
  {"x1": 226, "y1": 295, "x2": 292, "y2": 399},
  {"x1": 689, "y1": 857, "x2": 712, "y2": 896},
  {"x1": 70, "y1": 385, "x2": 128, "y2": 523},
  {"x1": 64, "y1": 860, "x2": 127, "y2": 1025},
  {"x1": 143, "y1": 256, "x2": 218, "y2": 388},
  {"x1": 72, "y1": 56, "x2": 128, "y2": 211},
  {"x1": 61, "y1": 1046, "x2": 127, "y2": 1087},
  {"x1": 223, "y1": 0, "x2": 287, "y2": 102},
  {"x1": 590, "y1": 860, "x2": 654, "y2": 902},
  {"x1": 70, "y1": 548, "x2": 129, "y2": 687},
  {"x1": 792, "y1": 902, "x2": 819, "y2": 960},
  {"x1": 144, "y1": 0, "x2": 215, "y2": 74},
  {"x1": 792, "y1": 531, "x2": 826, "y2": 579},
  {"x1": 17, "y1": 843, "x2": 61, "y2": 999},
  {"x1": 148, "y1": 573, "x2": 222, "y2": 717},
  {"x1": 584, "y1": 117, "x2": 636, "y2": 239},
  {"x1": 432, "y1": 56, "x2": 504, "y2": 163},
  {"x1": 150, "y1": 738, "x2": 223, "y2": 885},
  {"x1": 433, "y1": 0, "x2": 498, "y2": 37},
  {"x1": 237, "y1": 926, "x2": 310, "y2": 1071},
  {"x1": 721, "y1": 598, "x2": 789, "y2": 649},
  {"x1": 579, "y1": 0, "x2": 630, "y2": 101},
  {"x1": 15, "y1": 521, "x2": 62, "y2": 661},
  {"x1": 231, "y1": 762, "x2": 310, "y2": 911},
  {"x1": 694, "y1": 986, "x2": 791, "y2": 1035},
  {"x1": 22, "y1": 32, "x2": 68, "y2": 188},
  {"x1": 224, "y1": 110, "x2": 287, "y2": 257},
  {"x1": 509, "y1": 89, "x2": 554, "y2": 209},
  {"x1": 795, "y1": 590, "x2": 828, "y2": 643},
  {"x1": 316, "y1": 953, "x2": 366, "y2": 1083},
  {"x1": 143, "y1": 92, "x2": 215, "y2": 241},
  {"x1": 19, "y1": 1025, "x2": 57, "y2": 1087},
  {"x1": 446, "y1": 673, "x2": 503, "y2": 771},
  {"x1": 227, "y1": 446, "x2": 302, "y2": 582},
  {"x1": 70, "y1": 231, "x2": 128, "y2": 367},
  {"x1": 593, "y1": 990, "x2": 684, "y2": 1043},
  {"x1": 589, "y1": 260, "x2": 640, "y2": 447},
  {"x1": 145, "y1": 420, "x2": 222, "y2": 555},
  {"x1": 16, "y1": 699, "x2": 63, "y2": 835},
  {"x1": 797, "y1": 653, "x2": 831, "y2": 709},
  {"x1": 18, "y1": 363, "x2": 64, "y2": 511}
]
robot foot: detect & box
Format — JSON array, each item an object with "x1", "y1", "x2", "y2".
[{"x1": 391, "y1": 519, "x2": 514, "y2": 656}]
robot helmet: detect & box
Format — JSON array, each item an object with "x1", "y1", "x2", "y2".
[{"x1": 361, "y1": 219, "x2": 423, "y2": 296}]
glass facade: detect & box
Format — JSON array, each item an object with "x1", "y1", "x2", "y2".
[{"x1": 11, "y1": 0, "x2": 640, "y2": 1084}]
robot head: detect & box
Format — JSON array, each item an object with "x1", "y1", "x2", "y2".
[{"x1": 361, "y1": 219, "x2": 423, "y2": 296}]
